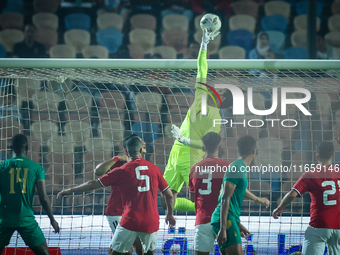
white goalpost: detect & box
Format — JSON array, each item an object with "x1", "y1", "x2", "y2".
[{"x1": 0, "y1": 59, "x2": 339, "y2": 254}]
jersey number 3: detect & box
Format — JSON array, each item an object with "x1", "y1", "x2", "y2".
[
  {"x1": 9, "y1": 168, "x2": 28, "y2": 194},
  {"x1": 322, "y1": 180, "x2": 340, "y2": 206},
  {"x1": 135, "y1": 166, "x2": 150, "y2": 192},
  {"x1": 198, "y1": 171, "x2": 212, "y2": 195}
]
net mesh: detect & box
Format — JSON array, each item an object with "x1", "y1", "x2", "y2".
[{"x1": 1, "y1": 64, "x2": 340, "y2": 254}]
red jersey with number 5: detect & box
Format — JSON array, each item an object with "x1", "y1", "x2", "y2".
[
  {"x1": 98, "y1": 158, "x2": 169, "y2": 233},
  {"x1": 189, "y1": 157, "x2": 230, "y2": 225},
  {"x1": 292, "y1": 165, "x2": 340, "y2": 229},
  {"x1": 105, "y1": 158, "x2": 126, "y2": 216}
]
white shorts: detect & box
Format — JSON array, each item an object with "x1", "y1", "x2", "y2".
[
  {"x1": 106, "y1": 216, "x2": 122, "y2": 234},
  {"x1": 302, "y1": 225, "x2": 340, "y2": 255},
  {"x1": 110, "y1": 224, "x2": 158, "y2": 253},
  {"x1": 194, "y1": 223, "x2": 217, "y2": 252}
]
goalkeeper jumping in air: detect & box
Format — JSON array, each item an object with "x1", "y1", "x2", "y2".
[{"x1": 161, "y1": 28, "x2": 233, "y2": 212}]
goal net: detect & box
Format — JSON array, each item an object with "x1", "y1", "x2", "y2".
[{"x1": 0, "y1": 59, "x2": 339, "y2": 254}]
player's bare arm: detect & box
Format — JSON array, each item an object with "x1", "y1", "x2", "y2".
[
  {"x1": 245, "y1": 189, "x2": 270, "y2": 208},
  {"x1": 56, "y1": 179, "x2": 102, "y2": 198},
  {"x1": 273, "y1": 190, "x2": 299, "y2": 219},
  {"x1": 238, "y1": 222, "x2": 250, "y2": 238},
  {"x1": 95, "y1": 155, "x2": 129, "y2": 177},
  {"x1": 163, "y1": 188, "x2": 176, "y2": 227},
  {"x1": 36, "y1": 180, "x2": 60, "y2": 234},
  {"x1": 217, "y1": 181, "x2": 236, "y2": 246}
]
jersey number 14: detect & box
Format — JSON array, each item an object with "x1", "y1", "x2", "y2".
[{"x1": 9, "y1": 167, "x2": 28, "y2": 194}]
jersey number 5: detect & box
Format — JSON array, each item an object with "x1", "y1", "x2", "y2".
[
  {"x1": 9, "y1": 168, "x2": 28, "y2": 194},
  {"x1": 135, "y1": 166, "x2": 150, "y2": 192},
  {"x1": 322, "y1": 180, "x2": 340, "y2": 206}
]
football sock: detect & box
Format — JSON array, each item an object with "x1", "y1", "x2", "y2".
[{"x1": 174, "y1": 198, "x2": 195, "y2": 212}]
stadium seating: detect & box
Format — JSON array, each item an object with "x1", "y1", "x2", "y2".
[
  {"x1": 0, "y1": 12, "x2": 24, "y2": 30},
  {"x1": 291, "y1": 30, "x2": 307, "y2": 48},
  {"x1": 82, "y1": 45, "x2": 109, "y2": 59},
  {"x1": 64, "y1": 29, "x2": 91, "y2": 54},
  {"x1": 152, "y1": 46, "x2": 177, "y2": 59},
  {"x1": 332, "y1": 1, "x2": 340, "y2": 15},
  {"x1": 163, "y1": 14, "x2": 189, "y2": 32},
  {"x1": 161, "y1": 29, "x2": 188, "y2": 53},
  {"x1": 97, "y1": 28, "x2": 124, "y2": 54},
  {"x1": 97, "y1": 91, "x2": 126, "y2": 122},
  {"x1": 194, "y1": 14, "x2": 205, "y2": 31},
  {"x1": 128, "y1": 43, "x2": 145, "y2": 59},
  {"x1": 129, "y1": 28, "x2": 156, "y2": 54},
  {"x1": 261, "y1": 15, "x2": 287, "y2": 33},
  {"x1": 219, "y1": 46, "x2": 246, "y2": 59},
  {"x1": 33, "y1": 0, "x2": 60, "y2": 13},
  {"x1": 264, "y1": 1, "x2": 291, "y2": 20},
  {"x1": 50, "y1": 44, "x2": 76, "y2": 58},
  {"x1": 0, "y1": 119, "x2": 22, "y2": 152},
  {"x1": 64, "y1": 91, "x2": 93, "y2": 124},
  {"x1": 296, "y1": 1, "x2": 323, "y2": 17},
  {"x1": 2, "y1": 0, "x2": 24, "y2": 13},
  {"x1": 194, "y1": 30, "x2": 221, "y2": 56},
  {"x1": 65, "y1": 13, "x2": 91, "y2": 31},
  {"x1": 227, "y1": 29, "x2": 253, "y2": 53},
  {"x1": 0, "y1": 29, "x2": 24, "y2": 52},
  {"x1": 0, "y1": 44, "x2": 6, "y2": 58},
  {"x1": 284, "y1": 47, "x2": 307, "y2": 59},
  {"x1": 130, "y1": 14, "x2": 157, "y2": 31},
  {"x1": 31, "y1": 121, "x2": 59, "y2": 145},
  {"x1": 34, "y1": 29, "x2": 58, "y2": 52},
  {"x1": 135, "y1": 92, "x2": 163, "y2": 124},
  {"x1": 166, "y1": 92, "x2": 190, "y2": 123},
  {"x1": 229, "y1": 14, "x2": 256, "y2": 34},
  {"x1": 64, "y1": 121, "x2": 91, "y2": 147},
  {"x1": 149, "y1": 135, "x2": 173, "y2": 173},
  {"x1": 97, "y1": 13, "x2": 123, "y2": 31},
  {"x1": 32, "y1": 13, "x2": 59, "y2": 30},
  {"x1": 266, "y1": 30, "x2": 285, "y2": 54},
  {"x1": 30, "y1": 94, "x2": 60, "y2": 123},
  {"x1": 328, "y1": 15, "x2": 340, "y2": 32},
  {"x1": 98, "y1": 120, "x2": 124, "y2": 149},
  {"x1": 294, "y1": 14, "x2": 320, "y2": 31},
  {"x1": 230, "y1": 0, "x2": 259, "y2": 19},
  {"x1": 325, "y1": 31, "x2": 340, "y2": 48}
]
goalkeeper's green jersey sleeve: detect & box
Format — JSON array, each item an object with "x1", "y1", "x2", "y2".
[{"x1": 172, "y1": 50, "x2": 221, "y2": 161}]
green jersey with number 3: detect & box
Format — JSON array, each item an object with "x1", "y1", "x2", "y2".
[
  {"x1": 211, "y1": 158, "x2": 248, "y2": 226},
  {"x1": 0, "y1": 156, "x2": 45, "y2": 227}
]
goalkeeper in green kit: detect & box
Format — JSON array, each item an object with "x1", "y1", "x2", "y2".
[{"x1": 161, "y1": 28, "x2": 233, "y2": 212}]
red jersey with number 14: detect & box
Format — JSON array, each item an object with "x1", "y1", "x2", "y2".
[
  {"x1": 293, "y1": 165, "x2": 340, "y2": 229},
  {"x1": 189, "y1": 157, "x2": 230, "y2": 225},
  {"x1": 98, "y1": 158, "x2": 169, "y2": 233},
  {"x1": 105, "y1": 158, "x2": 126, "y2": 216}
]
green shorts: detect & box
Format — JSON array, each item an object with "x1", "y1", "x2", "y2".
[
  {"x1": 0, "y1": 221, "x2": 46, "y2": 248},
  {"x1": 163, "y1": 150, "x2": 191, "y2": 193},
  {"x1": 211, "y1": 216, "x2": 242, "y2": 251}
]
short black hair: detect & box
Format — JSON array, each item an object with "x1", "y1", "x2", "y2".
[
  {"x1": 123, "y1": 134, "x2": 139, "y2": 149},
  {"x1": 237, "y1": 135, "x2": 256, "y2": 157},
  {"x1": 316, "y1": 142, "x2": 334, "y2": 162},
  {"x1": 126, "y1": 135, "x2": 142, "y2": 157},
  {"x1": 11, "y1": 134, "x2": 28, "y2": 155},
  {"x1": 202, "y1": 132, "x2": 221, "y2": 154}
]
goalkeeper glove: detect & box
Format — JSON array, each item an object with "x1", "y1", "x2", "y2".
[
  {"x1": 200, "y1": 29, "x2": 220, "y2": 51},
  {"x1": 171, "y1": 124, "x2": 190, "y2": 146}
]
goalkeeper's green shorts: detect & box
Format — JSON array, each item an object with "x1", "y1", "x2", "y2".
[{"x1": 163, "y1": 149, "x2": 191, "y2": 193}]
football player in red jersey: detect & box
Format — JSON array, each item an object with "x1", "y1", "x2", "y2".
[
  {"x1": 273, "y1": 140, "x2": 340, "y2": 255},
  {"x1": 94, "y1": 134, "x2": 145, "y2": 255},
  {"x1": 57, "y1": 135, "x2": 176, "y2": 255}
]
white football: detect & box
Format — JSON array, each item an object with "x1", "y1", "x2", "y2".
[{"x1": 200, "y1": 13, "x2": 221, "y2": 34}]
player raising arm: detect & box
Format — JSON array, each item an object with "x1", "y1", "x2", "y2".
[
  {"x1": 273, "y1": 141, "x2": 340, "y2": 255},
  {"x1": 189, "y1": 132, "x2": 251, "y2": 255},
  {"x1": 162, "y1": 24, "x2": 233, "y2": 212},
  {"x1": 58, "y1": 135, "x2": 176, "y2": 255},
  {"x1": 94, "y1": 134, "x2": 145, "y2": 255},
  {"x1": 211, "y1": 136, "x2": 270, "y2": 255},
  {"x1": 0, "y1": 134, "x2": 59, "y2": 255}
]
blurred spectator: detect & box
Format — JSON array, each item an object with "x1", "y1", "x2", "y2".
[
  {"x1": 265, "y1": 49, "x2": 275, "y2": 59},
  {"x1": 162, "y1": 0, "x2": 193, "y2": 21},
  {"x1": 0, "y1": 85, "x2": 21, "y2": 121},
  {"x1": 316, "y1": 34, "x2": 339, "y2": 59},
  {"x1": 180, "y1": 42, "x2": 199, "y2": 59},
  {"x1": 97, "y1": 0, "x2": 130, "y2": 13},
  {"x1": 152, "y1": 53, "x2": 162, "y2": 59},
  {"x1": 12, "y1": 24, "x2": 47, "y2": 58},
  {"x1": 249, "y1": 32, "x2": 270, "y2": 59},
  {"x1": 189, "y1": 0, "x2": 232, "y2": 17}
]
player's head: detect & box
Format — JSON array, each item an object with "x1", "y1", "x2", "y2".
[
  {"x1": 217, "y1": 89, "x2": 233, "y2": 109},
  {"x1": 126, "y1": 135, "x2": 143, "y2": 158},
  {"x1": 202, "y1": 132, "x2": 221, "y2": 155},
  {"x1": 237, "y1": 135, "x2": 257, "y2": 159},
  {"x1": 316, "y1": 141, "x2": 334, "y2": 164},
  {"x1": 10, "y1": 134, "x2": 28, "y2": 156},
  {"x1": 123, "y1": 134, "x2": 146, "y2": 155}
]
